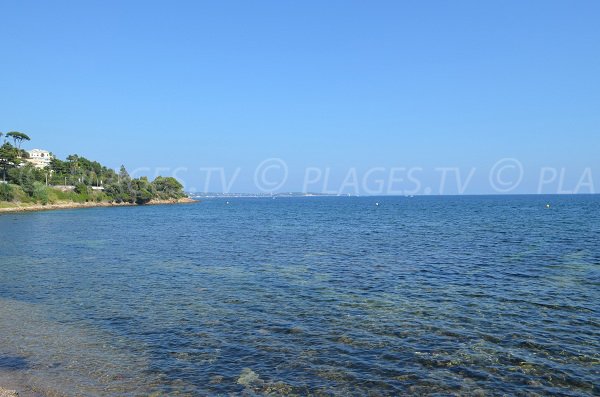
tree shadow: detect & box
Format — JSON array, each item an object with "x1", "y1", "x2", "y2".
[{"x1": 0, "y1": 355, "x2": 29, "y2": 370}]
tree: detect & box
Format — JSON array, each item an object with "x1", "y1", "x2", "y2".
[
  {"x1": 8, "y1": 163, "x2": 37, "y2": 196},
  {"x1": 74, "y1": 183, "x2": 89, "y2": 195},
  {"x1": 132, "y1": 177, "x2": 154, "y2": 204},
  {"x1": 104, "y1": 182, "x2": 125, "y2": 203},
  {"x1": 0, "y1": 143, "x2": 21, "y2": 182},
  {"x1": 50, "y1": 157, "x2": 68, "y2": 174},
  {"x1": 151, "y1": 176, "x2": 185, "y2": 199},
  {"x1": 118, "y1": 165, "x2": 131, "y2": 183},
  {"x1": 32, "y1": 182, "x2": 49, "y2": 204},
  {"x1": 104, "y1": 166, "x2": 135, "y2": 203},
  {"x1": 0, "y1": 183, "x2": 14, "y2": 201},
  {"x1": 5, "y1": 131, "x2": 31, "y2": 149}
]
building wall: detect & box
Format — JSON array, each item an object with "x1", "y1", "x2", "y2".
[{"x1": 26, "y1": 149, "x2": 53, "y2": 169}]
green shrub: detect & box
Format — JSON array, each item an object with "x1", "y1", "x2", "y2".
[
  {"x1": 8, "y1": 166, "x2": 37, "y2": 196},
  {"x1": 55, "y1": 189, "x2": 74, "y2": 201},
  {"x1": 71, "y1": 193, "x2": 89, "y2": 203},
  {"x1": 32, "y1": 182, "x2": 49, "y2": 205},
  {"x1": 75, "y1": 183, "x2": 89, "y2": 195},
  {"x1": 10, "y1": 185, "x2": 31, "y2": 203},
  {"x1": 94, "y1": 192, "x2": 107, "y2": 202},
  {"x1": 0, "y1": 183, "x2": 14, "y2": 201},
  {"x1": 151, "y1": 176, "x2": 185, "y2": 199}
]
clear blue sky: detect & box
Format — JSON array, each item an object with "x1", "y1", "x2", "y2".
[{"x1": 1, "y1": 1, "x2": 598, "y2": 194}]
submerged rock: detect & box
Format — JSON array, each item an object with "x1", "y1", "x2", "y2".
[
  {"x1": 237, "y1": 368, "x2": 263, "y2": 387},
  {"x1": 209, "y1": 375, "x2": 224, "y2": 384},
  {"x1": 261, "y1": 381, "x2": 295, "y2": 395}
]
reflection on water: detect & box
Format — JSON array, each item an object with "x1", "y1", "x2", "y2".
[{"x1": 0, "y1": 196, "x2": 599, "y2": 396}]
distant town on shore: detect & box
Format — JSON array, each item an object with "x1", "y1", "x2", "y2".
[{"x1": 0, "y1": 131, "x2": 188, "y2": 208}]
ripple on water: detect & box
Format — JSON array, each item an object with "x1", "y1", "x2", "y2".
[{"x1": 0, "y1": 196, "x2": 599, "y2": 396}]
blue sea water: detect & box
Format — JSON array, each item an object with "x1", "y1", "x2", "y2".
[{"x1": 0, "y1": 196, "x2": 598, "y2": 396}]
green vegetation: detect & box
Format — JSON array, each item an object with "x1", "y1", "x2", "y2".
[{"x1": 0, "y1": 131, "x2": 186, "y2": 206}]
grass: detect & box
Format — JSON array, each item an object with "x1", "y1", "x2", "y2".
[{"x1": 1, "y1": 184, "x2": 109, "y2": 207}]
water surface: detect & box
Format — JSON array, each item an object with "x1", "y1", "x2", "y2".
[{"x1": 0, "y1": 196, "x2": 598, "y2": 396}]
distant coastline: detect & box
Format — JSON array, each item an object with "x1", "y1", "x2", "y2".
[{"x1": 188, "y1": 192, "x2": 338, "y2": 199}]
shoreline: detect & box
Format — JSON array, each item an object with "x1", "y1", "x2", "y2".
[
  {"x1": 0, "y1": 197, "x2": 197, "y2": 214},
  {"x1": 1, "y1": 370, "x2": 49, "y2": 397},
  {"x1": 0, "y1": 386, "x2": 20, "y2": 397}
]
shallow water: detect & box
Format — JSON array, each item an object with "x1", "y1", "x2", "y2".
[{"x1": 0, "y1": 196, "x2": 598, "y2": 396}]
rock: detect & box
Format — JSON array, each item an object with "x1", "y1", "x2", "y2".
[
  {"x1": 237, "y1": 368, "x2": 263, "y2": 387},
  {"x1": 0, "y1": 388, "x2": 18, "y2": 397},
  {"x1": 472, "y1": 388, "x2": 486, "y2": 397},
  {"x1": 209, "y1": 375, "x2": 224, "y2": 384},
  {"x1": 262, "y1": 382, "x2": 294, "y2": 395}
]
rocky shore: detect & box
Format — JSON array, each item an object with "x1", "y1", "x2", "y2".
[
  {"x1": 0, "y1": 197, "x2": 196, "y2": 214},
  {"x1": 0, "y1": 388, "x2": 18, "y2": 397}
]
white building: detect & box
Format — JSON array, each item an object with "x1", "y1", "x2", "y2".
[{"x1": 26, "y1": 149, "x2": 53, "y2": 169}]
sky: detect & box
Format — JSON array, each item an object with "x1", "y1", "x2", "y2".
[{"x1": 1, "y1": 0, "x2": 599, "y2": 194}]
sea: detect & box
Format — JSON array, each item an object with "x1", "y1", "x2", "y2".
[{"x1": 0, "y1": 196, "x2": 598, "y2": 396}]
